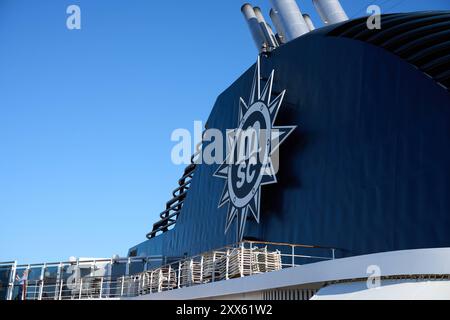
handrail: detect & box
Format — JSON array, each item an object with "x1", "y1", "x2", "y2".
[
  {"x1": 242, "y1": 240, "x2": 340, "y2": 250},
  {"x1": 1, "y1": 256, "x2": 163, "y2": 269},
  {"x1": 4, "y1": 241, "x2": 337, "y2": 301}
]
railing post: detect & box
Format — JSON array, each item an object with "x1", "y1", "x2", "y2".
[
  {"x1": 55, "y1": 262, "x2": 62, "y2": 300},
  {"x1": 177, "y1": 261, "x2": 181, "y2": 288},
  {"x1": 142, "y1": 274, "x2": 145, "y2": 295},
  {"x1": 291, "y1": 245, "x2": 295, "y2": 267},
  {"x1": 107, "y1": 259, "x2": 114, "y2": 298},
  {"x1": 58, "y1": 279, "x2": 63, "y2": 300},
  {"x1": 265, "y1": 249, "x2": 268, "y2": 271},
  {"x1": 168, "y1": 265, "x2": 172, "y2": 290},
  {"x1": 99, "y1": 277, "x2": 104, "y2": 299},
  {"x1": 212, "y1": 253, "x2": 216, "y2": 283},
  {"x1": 189, "y1": 259, "x2": 193, "y2": 286},
  {"x1": 137, "y1": 275, "x2": 141, "y2": 295},
  {"x1": 22, "y1": 265, "x2": 30, "y2": 300},
  {"x1": 120, "y1": 276, "x2": 125, "y2": 297},
  {"x1": 158, "y1": 269, "x2": 162, "y2": 292},
  {"x1": 78, "y1": 278, "x2": 83, "y2": 300},
  {"x1": 226, "y1": 249, "x2": 230, "y2": 280},
  {"x1": 200, "y1": 256, "x2": 204, "y2": 284},
  {"x1": 38, "y1": 279, "x2": 44, "y2": 300},
  {"x1": 7, "y1": 261, "x2": 17, "y2": 301},
  {"x1": 240, "y1": 243, "x2": 244, "y2": 277},
  {"x1": 38, "y1": 263, "x2": 46, "y2": 300},
  {"x1": 150, "y1": 271, "x2": 154, "y2": 293},
  {"x1": 332, "y1": 248, "x2": 336, "y2": 260},
  {"x1": 249, "y1": 243, "x2": 253, "y2": 275},
  {"x1": 144, "y1": 273, "x2": 148, "y2": 294}
]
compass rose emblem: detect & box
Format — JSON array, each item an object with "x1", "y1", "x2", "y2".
[{"x1": 214, "y1": 57, "x2": 296, "y2": 241}]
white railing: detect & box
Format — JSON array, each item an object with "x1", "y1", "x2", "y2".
[{"x1": 3, "y1": 241, "x2": 336, "y2": 300}]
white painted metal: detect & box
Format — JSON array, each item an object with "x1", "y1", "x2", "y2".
[
  {"x1": 78, "y1": 278, "x2": 82, "y2": 299},
  {"x1": 303, "y1": 14, "x2": 316, "y2": 30},
  {"x1": 177, "y1": 262, "x2": 181, "y2": 288},
  {"x1": 6, "y1": 261, "x2": 17, "y2": 301},
  {"x1": 58, "y1": 279, "x2": 63, "y2": 300},
  {"x1": 269, "y1": 0, "x2": 309, "y2": 41},
  {"x1": 291, "y1": 246, "x2": 295, "y2": 267},
  {"x1": 312, "y1": 0, "x2": 348, "y2": 25},
  {"x1": 100, "y1": 277, "x2": 104, "y2": 299},
  {"x1": 55, "y1": 262, "x2": 62, "y2": 300},
  {"x1": 269, "y1": 8, "x2": 286, "y2": 44},
  {"x1": 38, "y1": 263, "x2": 46, "y2": 300},
  {"x1": 129, "y1": 248, "x2": 450, "y2": 300},
  {"x1": 2, "y1": 242, "x2": 331, "y2": 300},
  {"x1": 241, "y1": 3, "x2": 267, "y2": 52},
  {"x1": 5, "y1": 246, "x2": 450, "y2": 300},
  {"x1": 312, "y1": 279, "x2": 450, "y2": 300},
  {"x1": 253, "y1": 7, "x2": 278, "y2": 48}
]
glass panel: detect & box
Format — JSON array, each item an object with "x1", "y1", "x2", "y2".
[
  {"x1": 0, "y1": 264, "x2": 13, "y2": 300},
  {"x1": 60, "y1": 263, "x2": 79, "y2": 299},
  {"x1": 129, "y1": 261, "x2": 144, "y2": 275},
  {"x1": 109, "y1": 261, "x2": 127, "y2": 297},
  {"x1": 12, "y1": 267, "x2": 27, "y2": 300},
  {"x1": 42, "y1": 265, "x2": 59, "y2": 300},
  {"x1": 24, "y1": 266, "x2": 42, "y2": 300},
  {"x1": 110, "y1": 261, "x2": 127, "y2": 278}
]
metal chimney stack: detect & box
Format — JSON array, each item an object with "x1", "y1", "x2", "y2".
[
  {"x1": 303, "y1": 14, "x2": 316, "y2": 31},
  {"x1": 312, "y1": 0, "x2": 348, "y2": 25},
  {"x1": 269, "y1": 9, "x2": 286, "y2": 44},
  {"x1": 269, "y1": 0, "x2": 309, "y2": 42},
  {"x1": 254, "y1": 7, "x2": 279, "y2": 49},
  {"x1": 241, "y1": 3, "x2": 268, "y2": 53}
]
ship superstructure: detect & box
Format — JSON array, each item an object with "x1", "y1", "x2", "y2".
[{"x1": 2, "y1": 0, "x2": 450, "y2": 300}]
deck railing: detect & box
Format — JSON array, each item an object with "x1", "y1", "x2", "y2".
[{"x1": 2, "y1": 241, "x2": 336, "y2": 300}]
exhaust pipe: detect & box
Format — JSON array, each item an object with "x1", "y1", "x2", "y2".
[
  {"x1": 241, "y1": 3, "x2": 268, "y2": 53},
  {"x1": 269, "y1": 8, "x2": 286, "y2": 44},
  {"x1": 312, "y1": 0, "x2": 348, "y2": 25},
  {"x1": 267, "y1": 24, "x2": 279, "y2": 47},
  {"x1": 303, "y1": 14, "x2": 316, "y2": 31},
  {"x1": 254, "y1": 7, "x2": 279, "y2": 49},
  {"x1": 269, "y1": 0, "x2": 309, "y2": 42}
]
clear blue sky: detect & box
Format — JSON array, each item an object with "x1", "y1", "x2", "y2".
[{"x1": 1, "y1": 0, "x2": 449, "y2": 264}]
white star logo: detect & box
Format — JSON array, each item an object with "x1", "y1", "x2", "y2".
[{"x1": 214, "y1": 57, "x2": 296, "y2": 241}]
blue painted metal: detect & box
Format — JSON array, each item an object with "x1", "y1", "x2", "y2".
[{"x1": 130, "y1": 13, "x2": 450, "y2": 261}]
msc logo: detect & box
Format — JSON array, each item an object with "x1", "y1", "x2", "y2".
[{"x1": 214, "y1": 57, "x2": 296, "y2": 241}]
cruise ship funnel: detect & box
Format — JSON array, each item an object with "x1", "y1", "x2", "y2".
[
  {"x1": 312, "y1": 0, "x2": 348, "y2": 25},
  {"x1": 254, "y1": 6, "x2": 279, "y2": 49},
  {"x1": 269, "y1": 8, "x2": 286, "y2": 44},
  {"x1": 269, "y1": 0, "x2": 309, "y2": 42},
  {"x1": 303, "y1": 14, "x2": 316, "y2": 31},
  {"x1": 241, "y1": 3, "x2": 268, "y2": 52}
]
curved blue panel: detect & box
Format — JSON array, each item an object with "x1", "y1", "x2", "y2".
[{"x1": 131, "y1": 19, "x2": 450, "y2": 260}]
